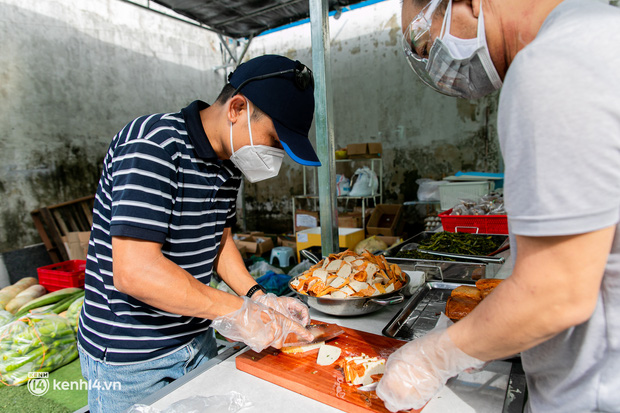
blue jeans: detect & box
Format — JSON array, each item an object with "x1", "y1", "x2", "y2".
[{"x1": 78, "y1": 329, "x2": 218, "y2": 413}]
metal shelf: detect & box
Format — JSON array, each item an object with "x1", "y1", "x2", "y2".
[{"x1": 292, "y1": 158, "x2": 383, "y2": 232}]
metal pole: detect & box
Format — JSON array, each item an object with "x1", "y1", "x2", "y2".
[{"x1": 309, "y1": 0, "x2": 339, "y2": 257}]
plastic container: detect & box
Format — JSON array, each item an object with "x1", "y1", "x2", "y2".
[
  {"x1": 439, "y1": 209, "x2": 508, "y2": 235},
  {"x1": 439, "y1": 181, "x2": 492, "y2": 210},
  {"x1": 37, "y1": 260, "x2": 86, "y2": 292}
]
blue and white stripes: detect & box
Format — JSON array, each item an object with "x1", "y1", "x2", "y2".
[{"x1": 78, "y1": 101, "x2": 241, "y2": 364}]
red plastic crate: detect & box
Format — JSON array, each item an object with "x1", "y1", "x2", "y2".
[
  {"x1": 37, "y1": 260, "x2": 86, "y2": 292},
  {"x1": 439, "y1": 209, "x2": 509, "y2": 235}
]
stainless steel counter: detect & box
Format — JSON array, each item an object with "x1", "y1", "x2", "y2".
[{"x1": 131, "y1": 296, "x2": 525, "y2": 413}]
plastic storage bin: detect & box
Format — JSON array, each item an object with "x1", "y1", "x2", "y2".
[
  {"x1": 37, "y1": 260, "x2": 86, "y2": 292},
  {"x1": 439, "y1": 209, "x2": 508, "y2": 235},
  {"x1": 439, "y1": 181, "x2": 492, "y2": 211}
]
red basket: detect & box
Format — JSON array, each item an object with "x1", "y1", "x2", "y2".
[
  {"x1": 439, "y1": 209, "x2": 508, "y2": 235},
  {"x1": 37, "y1": 260, "x2": 86, "y2": 292}
]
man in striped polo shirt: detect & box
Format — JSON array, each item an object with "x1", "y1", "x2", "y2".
[{"x1": 77, "y1": 55, "x2": 321, "y2": 412}]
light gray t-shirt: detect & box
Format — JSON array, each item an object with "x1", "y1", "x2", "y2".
[{"x1": 498, "y1": 0, "x2": 620, "y2": 412}]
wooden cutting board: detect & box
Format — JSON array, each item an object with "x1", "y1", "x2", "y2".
[{"x1": 236, "y1": 324, "x2": 421, "y2": 413}]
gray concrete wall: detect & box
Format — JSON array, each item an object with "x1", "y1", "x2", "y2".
[
  {"x1": 0, "y1": 0, "x2": 224, "y2": 251},
  {"x1": 0, "y1": 0, "x2": 502, "y2": 252},
  {"x1": 241, "y1": 0, "x2": 501, "y2": 232}
]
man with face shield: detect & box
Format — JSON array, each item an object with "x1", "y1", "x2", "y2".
[
  {"x1": 77, "y1": 55, "x2": 320, "y2": 413},
  {"x1": 377, "y1": 1, "x2": 620, "y2": 412}
]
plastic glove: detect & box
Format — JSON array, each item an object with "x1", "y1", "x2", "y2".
[
  {"x1": 376, "y1": 314, "x2": 485, "y2": 412},
  {"x1": 211, "y1": 297, "x2": 314, "y2": 353},
  {"x1": 253, "y1": 293, "x2": 310, "y2": 326}
]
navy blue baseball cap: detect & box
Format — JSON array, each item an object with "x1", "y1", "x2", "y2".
[{"x1": 228, "y1": 55, "x2": 321, "y2": 166}]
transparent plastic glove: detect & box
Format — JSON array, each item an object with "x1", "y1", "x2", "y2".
[
  {"x1": 376, "y1": 314, "x2": 485, "y2": 412},
  {"x1": 253, "y1": 293, "x2": 310, "y2": 326},
  {"x1": 211, "y1": 297, "x2": 314, "y2": 353}
]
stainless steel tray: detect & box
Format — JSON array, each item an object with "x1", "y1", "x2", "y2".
[
  {"x1": 382, "y1": 281, "x2": 463, "y2": 340},
  {"x1": 382, "y1": 281, "x2": 527, "y2": 413},
  {"x1": 383, "y1": 232, "x2": 509, "y2": 282},
  {"x1": 386, "y1": 257, "x2": 486, "y2": 285}
]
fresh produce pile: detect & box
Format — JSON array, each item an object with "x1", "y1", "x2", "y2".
[
  {"x1": 13, "y1": 288, "x2": 84, "y2": 319},
  {"x1": 395, "y1": 232, "x2": 504, "y2": 261},
  {"x1": 0, "y1": 314, "x2": 78, "y2": 385},
  {"x1": 0, "y1": 278, "x2": 85, "y2": 386},
  {"x1": 0, "y1": 277, "x2": 43, "y2": 313}
]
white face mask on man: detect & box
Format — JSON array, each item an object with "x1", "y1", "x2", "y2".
[
  {"x1": 229, "y1": 99, "x2": 285, "y2": 183},
  {"x1": 425, "y1": 0, "x2": 502, "y2": 99}
]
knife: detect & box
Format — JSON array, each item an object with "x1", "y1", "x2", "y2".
[
  {"x1": 358, "y1": 382, "x2": 379, "y2": 392},
  {"x1": 283, "y1": 323, "x2": 345, "y2": 347}
]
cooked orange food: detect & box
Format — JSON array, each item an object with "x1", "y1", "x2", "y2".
[
  {"x1": 445, "y1": 278, "x2": 503, "y2": 321},
  {"x1": 290, "y1": 250, "x2": 406, "y2": 298},
  {"x1": 340, "y1": 354, "x2": 385, "y2": 386}
]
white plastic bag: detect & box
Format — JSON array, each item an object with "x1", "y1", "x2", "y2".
[
  {"x1": 127, "y1": 391, "x2": 252, "y2": 413},
  {"x1": 287, "y1": 260, "x2": 312, "y2": 277},
  {"x1": 248, "y1": 261, "x2": 284, "y2": 278},
  {"x1": 416, "y1": 178, "x2": 442, "y2": 201},
  {"x1": 348, "y1": 167, "x2": 379, "y2": 197},
  {"x1": 336, "y1": 174, "x2": 351, "y2": 196}
]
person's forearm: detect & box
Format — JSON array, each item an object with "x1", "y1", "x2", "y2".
[
  {"x1": 112, "y1": 237, "x2": 243, "y2": 319},
  {"x1": 449, "y1": 228, "x2": 614, "y2": 361},
  {"x1": 448, "y1": 276, "x2": 566, "y2": 360},
  {"x1": 214, "y1": 228, "x2": 263, "y2": 297}
]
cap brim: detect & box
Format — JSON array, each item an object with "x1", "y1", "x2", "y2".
[{"x1": 273, "y1": 120, "x2": 321, "y2": 166}]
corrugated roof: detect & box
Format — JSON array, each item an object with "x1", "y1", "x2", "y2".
[{"x1": 149, "y1": 0, "x2": 372, "y2": 38}]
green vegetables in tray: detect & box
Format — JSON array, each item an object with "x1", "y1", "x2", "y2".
[{"x1": 395, "y1": 232, "x2": 504, "y2": 261}]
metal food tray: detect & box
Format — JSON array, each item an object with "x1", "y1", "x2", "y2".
[
  {"x1": 386, "y1": 257, "x2": 486, "y2": 285},
  {"x1": 383, "y1": 281, "x2": 527, "y2": 413},
  {"x1": 383, "y1": 231, "x2": 509, "y2": 282},
  {"x1": 383, "y1": 281, "x2": 462, "y2": 340}
]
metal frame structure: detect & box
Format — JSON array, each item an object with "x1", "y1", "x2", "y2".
[{"x1": 118, "y1": 0, "x2": 360, "y2": 256}]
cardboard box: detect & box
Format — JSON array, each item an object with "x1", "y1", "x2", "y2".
[
  {"x1": 61, "y1": 231, "x2": 90, "y2": 260},
  {"x1": 234, "y1": 235, "x2": 274, "y2": 256},
  {"x1": 295, "y1": 209, "x2": 320, "y2": 232},
  {"x1": 277, "y1": 235, "x2": 297, "y2": 256},
  {"x1": 236, "y1": 245, "x2": 249, "y2": 259},
  {"x1": 295, "y1": 227, "x2": 365, "y2": 262},
  {"x1": 337, "y1": 212, "x2": 363, "y2": 228},
  {"x1": 367, "y1": 204, "x2": 404, "y2": 236},
  {"x1": 346, "y1": 142, "x2": 383, "y2": 158},
  {"x1": 353, "y1": 206, "x2": 374, "y2": 228}
]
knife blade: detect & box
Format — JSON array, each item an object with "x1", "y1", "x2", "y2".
[
  {"x1": 282, "y1": 323, "x2": 345, "y2": 347},
  {"x1": 357, "y1": 382, "x2": 379, "y2": 392}
]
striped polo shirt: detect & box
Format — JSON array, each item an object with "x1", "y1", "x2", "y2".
[{"x1": 78, "y1": 100, "x2": 242, "y2": 364}]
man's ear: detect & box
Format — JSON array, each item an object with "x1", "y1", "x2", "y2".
[
  {"x1": 471, "y1": 0, "x2": 480, "y2": 18},
  {"x1": 227, "y1": 95, "x2": 247, "y2": 124}
]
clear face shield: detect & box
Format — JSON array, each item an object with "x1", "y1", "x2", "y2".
[
  {"x1": 402, "y1": 0, "x2": 502, "y2": 99},
  {"x1": 401, "y1": 0, "x2": 455, "y2": 96}
]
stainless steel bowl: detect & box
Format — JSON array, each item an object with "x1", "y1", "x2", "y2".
[{"x1": 288, "y1": 273, "x2": 409, "y2": 316}]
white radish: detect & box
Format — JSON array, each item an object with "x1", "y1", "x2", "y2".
[{"x1": 316, "y1": 344, "x2": 342, "y2": 366}]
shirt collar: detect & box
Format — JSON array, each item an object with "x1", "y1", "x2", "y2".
[{"x1": 182, "y1": 100, "x2": 218, "y2": 161}]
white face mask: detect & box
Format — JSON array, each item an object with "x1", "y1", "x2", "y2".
[
  {"x1": 229, "y1": 100, "x2": 285, "y2": 183},
  {"x1": 426, "y1": 0, "x2": 502, "y2": 99}
]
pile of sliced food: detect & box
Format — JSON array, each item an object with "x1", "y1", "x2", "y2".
[
  {"x1": 0, "y1": 277, "x2": 85, "y2": 386},
  {"x1": 290, "y1": 250, "x2": 406, "y2": 298}
]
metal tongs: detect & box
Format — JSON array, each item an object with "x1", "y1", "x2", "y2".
[
  {"x1": 401, "y1": 241, "x2": 506, "y2": 264},
  {"x1": 417, "y1": 249, "x2": 505, "y2": 264}
]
